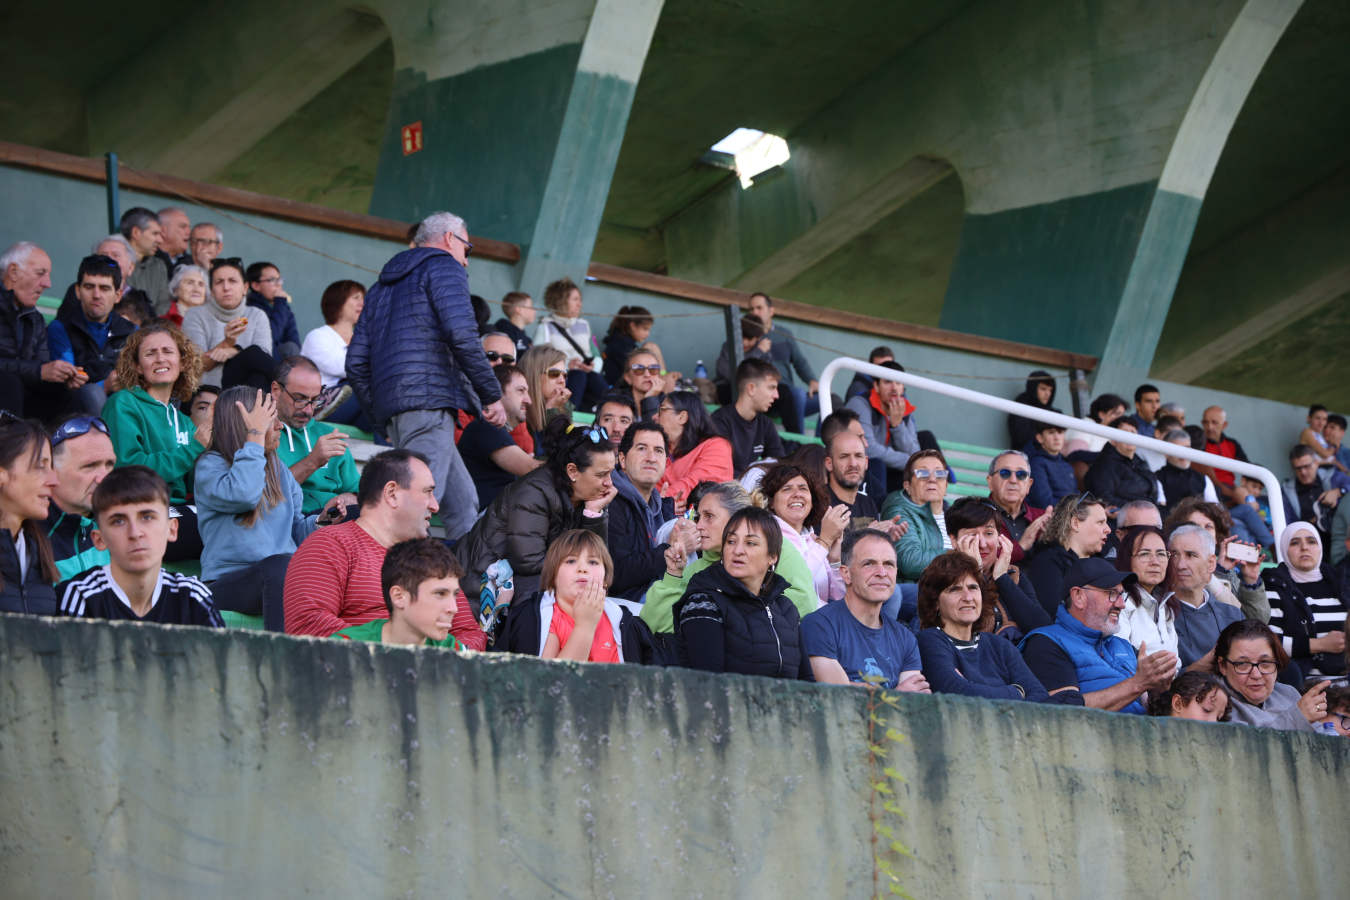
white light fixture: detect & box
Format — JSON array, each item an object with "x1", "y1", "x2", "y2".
[{"x1": 704, "y1": 128, "x2": 790, "y2": 188}]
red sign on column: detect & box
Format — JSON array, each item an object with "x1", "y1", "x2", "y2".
[{"x1": 401, "y1": 121, "x2": 424, "y2": 156}]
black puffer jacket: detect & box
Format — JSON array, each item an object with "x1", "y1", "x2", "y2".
[
  {"x1": 1157, "y1": 464, "x2": 1207, "y2": 515},
  {"x1": 1008, "y1": 371, "x2": 1058, "y2": 451},
  {"x1": 0, "y1": 288, "x2": 51, "y2": 386},
  {"x1": 53, "y1": 305, "x2": 137, "y2": 383},
  {"x1": 0, "y1": 526, "x2": 58, "y2": 615},
  {"x1": 673, "y1": 562, "x2": 810, "y2": 680},
  {"x1": 456, "y1": 466, "x2": 607, "y2": 600},
  {"x1": 346, "y1": 248, "x2": 500, "y2": 426},
  {"x1": 1085, "y1": 443, "x2": 1158, "y2": 509}
]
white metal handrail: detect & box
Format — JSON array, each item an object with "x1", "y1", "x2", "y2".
[{"x1": 819, "y1": 357, "x2": 1287, "y2": 560}]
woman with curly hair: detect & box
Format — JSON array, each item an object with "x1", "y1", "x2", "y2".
[
  {"x1": 915, "y1": 550, "x2": 1051, "y2": 701},
  {"x1": 102, "y1": 323, "x2": 206, "y2": 559},
  {"x1": 1023, "y1": 492, "x2": 1111, "y2": 618}
]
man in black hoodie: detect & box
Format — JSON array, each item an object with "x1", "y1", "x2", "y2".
[
  {"x1": 1085, "y1": 417, "x2": 1159, "y2": 511},
  {"x1": 1008, "y1": 370, "x2": 1058, "y2": 450}
]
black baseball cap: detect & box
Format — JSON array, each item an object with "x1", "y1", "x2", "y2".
[{"x1": 1062, "y1": 557, "x2": 1136, "y2": 603}]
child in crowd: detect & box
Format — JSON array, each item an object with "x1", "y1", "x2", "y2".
[
  {"x1": 335, "y1": 538, "x2": 465, "y2": 649},
  {"x1": 1321, "y1": 413, "x2": 1350, "y2": 491},
  {"x1": 1298, "y1": 405, "x2": 1340, "y2": 471},
  {"x1": 494, "y1": 291, "x2": 536, "y2": 356},
  {"x1": 1026, "y1": 422, "x2": 1076, "y2": 509},
  {"x1": 1239, "y1": 475, "x2": 1273, "y2": 532},
  {"x1": 58, "y1": 466, "x2": 223, "y2": 627},
  {"x1": 1147, "y1": 671, "x2": 1230, "y2": 721},
  {"x1": 1313, "y1": 685, "x2": 1350, "y2": 736},
  {"x1": 601, "y1": 305, "x2": 676, "y2": 389}
]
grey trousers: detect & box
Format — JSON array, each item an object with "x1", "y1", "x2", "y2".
[{"x1": 387, "y1": 408, "x2": 478, "y2": 540}]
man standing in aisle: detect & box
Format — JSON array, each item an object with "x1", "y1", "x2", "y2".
[{"x1": 347, "y1": 211, "x2": 504, "y2": 540}]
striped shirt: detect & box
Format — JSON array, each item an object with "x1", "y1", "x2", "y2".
[
  {"x1": 59, "y1": 566, "x2": 223, "y2": 627},
  {"x1": 1266, "y1": 574, "x2": 1347, "y2": 676}
]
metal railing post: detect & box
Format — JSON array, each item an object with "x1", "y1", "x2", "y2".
[{"x1": 105, "y1": 152, "x2": 120, "y2": 234}]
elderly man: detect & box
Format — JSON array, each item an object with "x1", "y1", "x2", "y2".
[
  {"x1": 43, "y1": 414, "x2": 117, "y2": 579},
  {"x1": 1282, "y1": 444, "x2": 1342, "y2": 537},
  {"x1": 1198, "y1": 406, "x2": 1252, "y2": 505},
  {"x1": 271, "y1": 356, "x2": 358, "y2": 517},
  {"x1": 986, "y1": 450, "x2": 1048, "y2": 562},
  {"x1": 1020, "y1": 557, "x2": 1178, "y2": 713},
  {"x1": 282, "y1": 449, "x2": 485, "y2": 649},
  {"x1": 1164, "y1": 524, "x2": 1246, "y2": 669},
  {"x1": 802, "y1": 528, "x2": 930, "y2": 691},
  {"x1": 189, "y1": 223, "x2": 223, "y2": 271},
  {"x1": 347, "y1": 211, "x2": 505, "y2": 540},
  {"x1": 481, "y1": 331, "x2": 517, "y2": 367},
  {"x1": 120, "y1": 207, "x2": 171, "y2": 313},
  {"x1": 0, "y1": 241, "x2": 90, "y2": 419},
  {"x1": 157, "y1": 207, "x2": 192, "y2": 269}
]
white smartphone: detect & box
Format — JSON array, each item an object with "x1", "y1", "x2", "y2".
[{"x1": 1227, "y1": 541, "x2": 1260, "y2": 564}]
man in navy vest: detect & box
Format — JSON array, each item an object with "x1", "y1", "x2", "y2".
[{"x1": 1020, "y1": 558, "x2": 1178, "y2": 714}]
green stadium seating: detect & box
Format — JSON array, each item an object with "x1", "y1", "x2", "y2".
[{"x1": 220, "y1": 611, "x2": 265, "y2": 630}]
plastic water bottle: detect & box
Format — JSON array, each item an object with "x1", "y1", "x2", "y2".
[{"x1": 694, "y1": 360, "x2": 707, "y2": 379}]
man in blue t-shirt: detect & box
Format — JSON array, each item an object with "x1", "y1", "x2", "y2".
[{"x1": 801, "y1": 529, "x2": 930, "y2": 692}]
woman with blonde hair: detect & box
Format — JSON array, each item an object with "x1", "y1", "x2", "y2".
[
  {"x1": 1023, "y1": 492, "x2": 1112, "y2": 617},
  {"x1": 517, "y1": 345, "x2": 570, "y2": 440},
  {"x1": 103, "y1": 323, "x2": 207, "y2": 559}
]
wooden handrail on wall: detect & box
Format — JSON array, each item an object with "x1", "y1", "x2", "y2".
[
  {"x1": 2, "y1": 140, "x2": 1096, "y2": 371},
  {"x1": 585, "y1": 264, "x2": 1099, "y2": 372},
  {"x1": 0, "y1": 140, "x2": 521, "y2": 264}
]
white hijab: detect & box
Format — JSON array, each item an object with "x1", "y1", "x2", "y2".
[{"x1": 1279, "y1": 521, "x2": 1323, "y2": 583}]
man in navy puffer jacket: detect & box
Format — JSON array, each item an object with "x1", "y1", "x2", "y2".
[{"x1": 347, "y1": 212, "x2": 505, "y2": 539}]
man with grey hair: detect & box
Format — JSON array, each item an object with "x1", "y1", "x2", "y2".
[
  {"x1": 1105, "y1": 498, "x2": 1161, "y2": 560},
  {"x1": 189, "y1": 222, "x2": 223, "y2": 271},
  {"x1": 1159, "y1": 401, "x2": 1185, "y2": 426},
  {"x1": 347, "y1": 211, "x2": 505, "y2": 540},
  {"x1": 157, "y1": 207, "x2": 192, "y2": 268},
  {"x1": 1, "y1": 241, "x2": 87, "y2": 418},
  {"x1": 986, "y1": 449, "x2": 1049, "y2": 561},
  {"x1": 1164, "y1": 524, "x2": 1244, "y2": 668},
  {"x1": 121, "y1": 207, "x2": 172, "y2": 313}
]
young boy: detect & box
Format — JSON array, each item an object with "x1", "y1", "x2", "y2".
[
  {"x1": 710, "y1": 356, "x2": 786, "y2": 475},
  {"x1": 58, "y1": 466, "x2": 223, "y2": 626},
  {"x1": 334, "y1": 538, "x2": 466, "y2": 649},
  {"x1": 494, "y1": 291, "x2": 536, "y2": 356},
  {"x1": 1026, "y1": 422, "x2": 1076, "y2": 509}
]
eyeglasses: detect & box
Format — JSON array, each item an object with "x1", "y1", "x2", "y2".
[
  {"x1": 1224, "y1": 659, "x2": 1278, "y2": 675},
  {"x1": 1132, "y1": 549, "x2": 1171, "y2": 560},
  {"x1": 448, "y1": 232, "x2": 474, "y2": 256},
  {"x1": 50, "y1": 415, "x2": 110, "y2": 449},
  {"x1": 1079, "y1": 586, "x2": 1125, "y2": 603},
  {"x1": 545, "y1": 368, "x2": 566, "y2": 380},
  {"x1": 283, "y1": 390, "x2": 319, "y2": 410},
  {"x1": 629, "y1": 364, "x2": 662, "y2": 375},
  {"x1": 485, "y1": 350, "x2": 515, "y2": 364},
  {"x1": 994, "y1": 468, "x2": 1031, "y2": 481},
  {"x1": 256, "y1": 276, "x2": 283, "y2": 286},
  {"x1": 911, "y1": 468, "x2": 947, "y2": 480},
  {"x1": 191, "y1": 237, "x2": 222, "y2": 247}
]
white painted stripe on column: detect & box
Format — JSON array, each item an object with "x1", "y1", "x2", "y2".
[
  {"x1": 576, "y1": 0, "x2": 664, "y2": 82},
  {"x1": 1157, "y1": 0, "x2": 1303, "y2": 200}
]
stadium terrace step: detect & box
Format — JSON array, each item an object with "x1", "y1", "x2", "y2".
[{"x1": 219, "y1": 611, "x2": 265, "y2": 630}]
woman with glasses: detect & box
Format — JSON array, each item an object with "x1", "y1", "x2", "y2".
[
  {"x1": 0, "y1": 415, "x2": 60, "y2": 614},
  {"x1": 458, "y1": 417, "x2": 618, "y2": 601},
  {"x1": 1261, "y1": 522, "x2": 1349, "y2": 685},
  {"x1": 1113, "y1": 524, "x2": 1180, "y2": 664},
  {"x1": 673, "y1": 506, "x2": 811, "y2": 679},
  {"x1": 195, "y1": 387, "x2": 317, "y2": 630},
  {"x1": 944, "y1": 496, "x2": 1049, "y2": 639},
  {"x1": 103, "y1": 324, "x2": 208, "y2": 560},
  {"x1": 181, "y1": 258, "x2": 275, "y2": 391},
  {"x1": 518, "y1": 345, "x2": 571, "y2": 445},
  {"x1": 655, "y1": 392, "x2": 733, "y2": 513},
  {"x1": 916, "y1": 551, "x2": 1051, "y2": 700},
  {"x1": 1214, "y1": 618, "x2": 1328, "y2": 731},
  {"x1": 618, "y1": 348, "x2": 666, "y2": 421},
  {"x1": 880, "y1": 449, "x2": 952, "y2": 583},
  {"x1": 1024, "y1": 493, "x2": 1112, "y2": 617}
]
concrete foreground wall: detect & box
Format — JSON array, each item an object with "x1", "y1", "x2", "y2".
[{"x1": 1, "y1": 616, "x2": 1347, "y2": 899}]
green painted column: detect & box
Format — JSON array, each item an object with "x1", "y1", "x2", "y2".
[
  {"x1": 516, "y1": 0, "x2": 665, "y2": 294},
  {"x1": 1092, "y1": 0, "x2": 1303, "y2": 390}
]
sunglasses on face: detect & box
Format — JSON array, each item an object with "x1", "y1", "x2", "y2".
[
  {"x1": 545, "y1": 368, "x2": 566, "y2": 380},
  {"x1": 995, "y1": 468, "x2": 1031, "y2": 481},
  {"x1": 51, "y1": 415, "x2": 110, "y2": 449},
  {"x1": 629, "y1": 364, "x2": 661, "y2": 375},
  {"x1": 911, "y1": 468, "x2": 947, "y2": 481},
  {"x1": 485, "y1": 350, "x2": 515, "y2": 364}
]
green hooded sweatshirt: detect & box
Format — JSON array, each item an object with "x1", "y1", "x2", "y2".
[{"x1": 103, "y1": 386, "x2": 206, "y2": 505}]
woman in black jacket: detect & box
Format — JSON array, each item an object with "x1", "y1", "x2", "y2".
[
  {"x1": 1262, "y1": 522, "x2": 1348, "y2": 685},
  {"x1": 0, "y1": 415, "x2": 60, "y2": 614},
  {"x1": 458, "y1": 417, "x2": 617, "y2": 599},
  {"x1": 1023, "y1": 493, "x2": 1112, "y2": 617},
  {"x1": 673, "y1": 506, "x2": 811, "y2": 679},
  {"x1": 943, "y1": 497, "x2": 1049, "y2": 640}
]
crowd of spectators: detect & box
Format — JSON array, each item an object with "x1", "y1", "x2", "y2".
[{"x1": 3, "y1": 206, "x2": 1348, "y2": 740}]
